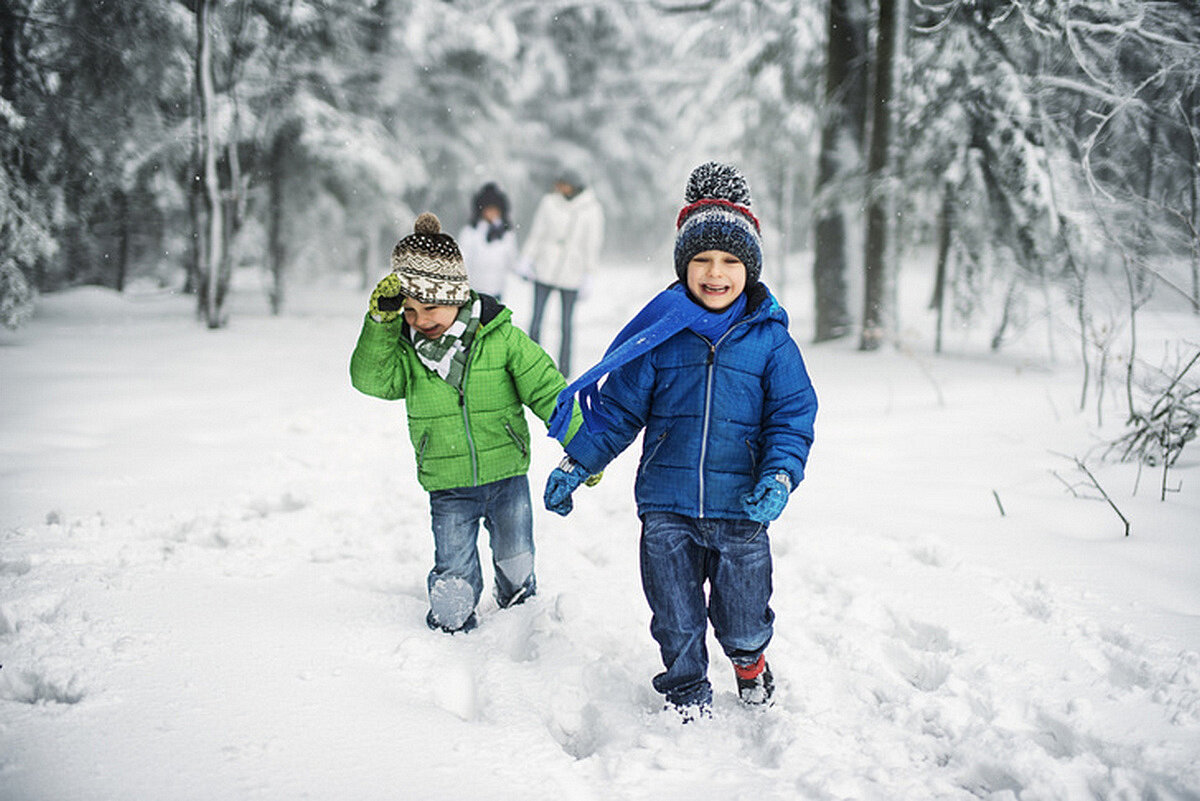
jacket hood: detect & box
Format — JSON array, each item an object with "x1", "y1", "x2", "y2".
[{"x1": 743, "y1": 282, "x2": 788, "y2": 329}]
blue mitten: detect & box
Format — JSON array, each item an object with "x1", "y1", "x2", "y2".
[
  {"x1": 741, "y1": 472, "x2": 792, "y2": 523},
  {"x1": 544, "y1": 457, "x2": 589, "y2": 516}
]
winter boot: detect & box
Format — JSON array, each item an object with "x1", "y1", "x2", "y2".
[
  {"x1": 425, "y1": 609, "x2": 478, "y2": 635},
  {"x1": 734, "y1": 655, "x2": 774, "y2": 706},
  {"x1": 666, "y1": 701, "x2": 713, "y2": 724}
]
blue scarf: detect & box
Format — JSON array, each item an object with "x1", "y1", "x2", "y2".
[{"x1": 547, "y1": 284, "x2": 747, "y2": 442}]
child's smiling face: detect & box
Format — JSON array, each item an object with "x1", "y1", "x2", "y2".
[
  {"x1": 686, "y1": 250, "x2": 747, "y2": 311},
  {"x1": 402, "y1": 298, "x2": 460, "y2": 339}
]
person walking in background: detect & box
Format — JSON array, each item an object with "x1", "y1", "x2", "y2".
[
  {"x1": 350, "y1": 213, "x2": 579, "y2": 634},
  {"x1": 541, "y1": 163, "x2": 817, "y2": 721},
  {"x1": 458, "y1": 182, "x2": 519, "y2": 302},
  {"x1": 519, "y1": 168, "x2": 605, "y2": 378}
]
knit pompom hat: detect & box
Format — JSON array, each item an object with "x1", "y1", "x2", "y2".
[
  {"x1": 391, "y1": 212, "x2": 471, "y2": 306},
  {"x1": 673, "y1": 162, "x2": 763, "y2": 285}
]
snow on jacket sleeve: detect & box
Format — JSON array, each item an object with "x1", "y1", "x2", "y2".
[
  {"x1": 563, "y1": 350, "x2": 656, "y2": 474},
  {"x1": 349, "y1": 314, "x2": 410, "y2": 400},
  {"x1": 759, "y1": 326, "x2": 817, "y2": 487}
]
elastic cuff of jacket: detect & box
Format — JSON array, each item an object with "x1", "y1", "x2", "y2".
[
  {"x1": 563, "y1": 442, "x2": 601, "y2": 477},
  {"x1": 367, "y1": 311, "x2": 402, "y2": 326}
]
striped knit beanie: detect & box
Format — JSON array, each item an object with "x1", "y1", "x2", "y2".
[
  {"x1": 673, "y1": 162, "x2": 763, "y2": 285},
  {"x1": 391, "y1": 212, "x2": 471, "y2": 306}
]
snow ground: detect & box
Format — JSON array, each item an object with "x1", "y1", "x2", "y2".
[{"x1": 1, "y1": 259, "x2": 1198, "y2": 801}]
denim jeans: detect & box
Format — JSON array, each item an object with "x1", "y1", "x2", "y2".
[
  {"x1": 528, "y1": 281, "x2": 578, "y2": 377},
  {"x1": 640, "y1": 512, "x2": 775, "y2": 708},
  {"x1": 427, "y1": 475, "x2": 536, "y2": 629}
]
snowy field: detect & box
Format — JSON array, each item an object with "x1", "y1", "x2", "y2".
[{"x1": 2, "y1": 257, "x2": 1199, "y2": 801}]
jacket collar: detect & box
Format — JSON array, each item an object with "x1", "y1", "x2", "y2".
[{"x1": 400, "y1": 292, "x2": 509, "y2": 341}]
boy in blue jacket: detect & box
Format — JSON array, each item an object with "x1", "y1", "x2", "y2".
[{"x1": 543, "y1": 162, "x2": 817, "y2": 720}]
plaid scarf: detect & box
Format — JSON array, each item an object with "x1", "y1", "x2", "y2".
[{"x1": 409, "y1": 296, "x2": 482, "y2": 391}]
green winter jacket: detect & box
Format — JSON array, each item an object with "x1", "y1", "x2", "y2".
[{"x1": 349, "y1": 294, "x2": 578, "y2": 492}]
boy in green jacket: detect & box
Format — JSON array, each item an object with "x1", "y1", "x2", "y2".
[{"x1": 350, "y1": 213, "x2": 577, "y2": 634}]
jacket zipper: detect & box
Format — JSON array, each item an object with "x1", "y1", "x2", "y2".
[
  {"x1": 459, "y1": 358, "x2": 479, "y2": 487},
  {"x1": 698, "y1": 344, "x2": 716, "y2": 518},
  {"x1": 695, "y1": 319, "x2": 753, "y2": 518}
]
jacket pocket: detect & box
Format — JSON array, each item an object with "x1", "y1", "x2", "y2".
[
  {"x1": 416, "y1": 432, "x2": 430, "y2": 471},
  {"x1": 504, "y1": 421, "x2": 528, "y2": 457},
  {"x1": 745, "y1": 438, "x2": 760, "y2": 472},
  {"x1": 639, "y1": 428, "x2": 670, "y2": 477}
]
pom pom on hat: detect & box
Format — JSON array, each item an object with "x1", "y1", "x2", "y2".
[
  {"x1": 684, "y1": 162, "x2": 752, "y2": 207},
  {"x1": 413, "y1": 212, "x2": 442, "y2": 235},
  {"x1": 674, "y1": 162, "x2": 763, "y2": 286},
  {"x1": 391, "y1": 212, "x2": 471, "y2": 306}
]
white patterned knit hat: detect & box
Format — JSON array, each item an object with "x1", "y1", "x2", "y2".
[{"x1": 391, "y1": 212, "x2": 471, "y2": 305}]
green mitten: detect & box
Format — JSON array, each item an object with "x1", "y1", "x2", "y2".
[{"x1": 369, "y1": 273, "x2": 404, "y2": 323}]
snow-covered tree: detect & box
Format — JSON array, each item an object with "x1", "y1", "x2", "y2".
[{"x1": 900, "y1": 0, "x2": 1197, "y2": 364}]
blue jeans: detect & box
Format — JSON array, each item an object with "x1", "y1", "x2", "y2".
[
  {"x1": 427, "y1": 475, "x2": 536, "y2": 629},
  {"x1": 640, "y1": 512, "x2": 775, "y2": 708},
  {"x1": 528, "y1": 281, "x2": 578, "y2": 377}
]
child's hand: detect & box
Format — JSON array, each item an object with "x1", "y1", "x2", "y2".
[
  {"x1": 369, "y1": 273, "x2": 404, "y2": 323},
  {"x1": 544, "y1": 456, "x2": 591, "y2": 516},
  {"x1": 741, "y1": 472, "x2": 792, "y2": 523}
]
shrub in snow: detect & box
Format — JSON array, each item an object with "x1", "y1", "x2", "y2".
[
  {"x1": 0, "y1": 262, "x2": 36, "y2": 330},
  {"x1": 1109, "y1": 351, "x2": 1199, "y2": 499}
]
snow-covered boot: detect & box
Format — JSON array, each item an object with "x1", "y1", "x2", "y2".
[
  {"x1": 425, "y1": 609, "x2": 477, "y2": 634},
  {"x1": 667, "y1": 701, "x2": 712, "y2": 724},
  {"x1": 734, "y1": 655, "x2": 774, "y2": 705},
  {"x1": 428, "y1": 575, "x2": 477, "y2": 633}
]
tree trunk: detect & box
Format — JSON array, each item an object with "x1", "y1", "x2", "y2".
[
  {"x1": 196, "y1": 0, "x2": 225, "y2": 329},
  {"x1": 860, "y1": 0, "x2": 898, "y2": 351},
  {"x1": 116, "y1": 190, "x2": 130, "y2": 292},
  {"x1": 1073, "y1": 260, "x2": 1090, "y2": 412},
  {"x1": 267, "y1": 133, "x2": 288, "y2": 315},
  {"x1": 991, "y1": 276, "x2": 1019, "y2": 352},
  {"x1": 1190, "y1": 89, "x2": 1199, "y2": 314},
  {"x1": 777, "y1": 159, "x2": 795, "y2": 302},
  {"x1": 0, "y1": 3, "x2": 18, "y2": 104},
  {"x1": 930, "y1": 182, "x2": 953, "y2": 354},
  {"x1": 812, "y1": 0, "x2": 868, "y2": 343}
]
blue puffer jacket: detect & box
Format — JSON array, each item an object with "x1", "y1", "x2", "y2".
[{"x1": 565, "y1": 283, "x2": 816, "y2": 520}]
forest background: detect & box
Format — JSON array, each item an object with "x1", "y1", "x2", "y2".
[
  {"x1": 2, "y1": 4, "x2": 1200, "y2": 795},
  {"x1": 1, "y1": 0, "x2": 1198, "y2": 362}
]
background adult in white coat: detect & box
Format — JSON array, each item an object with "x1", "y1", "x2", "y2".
[{"x1": 519, "y1": 169, "x2": 605, "y2": 377}]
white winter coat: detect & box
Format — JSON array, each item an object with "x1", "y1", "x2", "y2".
[
  {"x1": 519, "y1": 188, "x2": 604, "y2": 290},
  {"x1": 458, "y1": 220, "x2": 519, "y2": 298}
]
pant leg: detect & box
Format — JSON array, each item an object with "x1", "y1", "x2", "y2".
[
  {"x1": 640, "y1": 512, "x2": 713, "y2": 708},
  {"x1": 557, "y1": 287, "x2": 579, "y2": 378},
  {"x1": 482, "y1": 475, "x2": 536, "y2": 607},
  {"x1": 427, "y1": 486, "x2": 486, "y2": 629},
  {"x1": 706, "y1": 518, "x2": 775, "y2": 664},
  {"x1": 528, "y1": 281, "x2": 553, "y2": 343}
]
